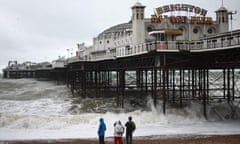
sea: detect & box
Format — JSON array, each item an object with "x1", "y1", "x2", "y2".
[{"x1": 0, "y1": 77, "x2": 240, "y2": 140}]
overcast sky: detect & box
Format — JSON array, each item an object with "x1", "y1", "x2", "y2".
[{"x1": 0, "y1": 0, "x2": 239, "y2": 72}]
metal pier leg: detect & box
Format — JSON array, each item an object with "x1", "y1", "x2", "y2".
[
  {"x1": 232, "y1": 68, "x2": 235, "y2": 101},
  {"x1": 136, "y1": 70, "x2": 140, "y2": 89},
  {"x1": 180, "y1": 69, "x2": 183, "y2": 107},
  {"x1": 167, "y1": 69, "x2": 169, "y2": 100},
  {"x1": 145, "y1": 70, "x2": 148, "y2": 94},
  {"x1": 116, "y1": 71, "x2": 120, "y2": 107},
  {"x1": 162, "y1": 69, "x2": 166, "y2": 114},
  {"x1": 198, "y1": 69, "x2": 202, "y2": 101},
  {"x1": 154, "y1": 69, "x2": 157, "y2": 107},
  {"x1": 223, "y1": 69, "x2": 226, "y2": 99},
  {"x1": 71, "y1": 71, "x2": 75, "y2": 95},
  {"x1": 203, "y1": 69, "x2": 207, "y2": 119},
  {"x1": 95, "y1": 71, "x2": 99, "y2": 97},
  {"x1": 140, "y1": 70, "x2": 144, "y2": 96},
  {"x1": 207, "y1": 69, "x2": 209, "y2": 104},
  {"x1": 182, "y1": 69, "x2": 185, "y2": 100},
  {"x1": 172, "y1": 70, "x2": 175, "y2": 104},
  {"x1": 151, "y1": 69, "x2": 154, "y2": 100},
  {"x1": 192, "y1": 69, "x2": 195, "y2": 99},
  {"x1": 82, "y1": 71, "x2": 86, "y2": 98},
  {"x1": 227, "y1": 68, "x2": 231, "y2": 103},
  {"x1": 120, "y1": 70, "x2": 125, "y2": 108}
]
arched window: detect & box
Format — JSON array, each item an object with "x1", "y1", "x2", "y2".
[{"x1": 193, "y1": 28, "x2": 198, "y2": 34}]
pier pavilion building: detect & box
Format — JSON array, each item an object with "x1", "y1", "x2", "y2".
[{"x1": 77, "y1": 2, "x2": 231, "y2": 61}]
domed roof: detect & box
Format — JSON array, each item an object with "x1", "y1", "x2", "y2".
[
  {"x1": 98, "y1": 22, "x2": 132, "y2": 37},
  {"x1": 134, "y1": 2, "x2": 143, "y2": 7},
  {"x1": 215, "y1": 6, "x2": 228, "y2": 12},
  {"x1": 131, "y1": 2, "x2": 145, "y2": 9}
]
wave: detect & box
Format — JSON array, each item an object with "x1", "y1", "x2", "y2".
[{"x1": 0, "y1": 79, "x2": 240, "y2": 140}]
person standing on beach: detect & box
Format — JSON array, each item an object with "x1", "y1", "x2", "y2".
[
  {"x1": 125, "y1": 116, "x2": 136, "y2": 144},
  {"x1": 98, "y1": 118, "x2": 106, "y2": 144},
  {"x1": 114, "y1": 120, "x2": 124, "y2": 144}
]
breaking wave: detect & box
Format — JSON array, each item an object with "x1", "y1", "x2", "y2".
[{"x1": 0, "y1": 79, "x2": 240, "y2": 140}]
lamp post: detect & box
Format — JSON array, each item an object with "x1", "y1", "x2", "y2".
[{"x1": 228, "y1": 10, "x2": 237, "y2": 34}]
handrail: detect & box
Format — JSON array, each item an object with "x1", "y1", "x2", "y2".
[
  {"x1": 116, "y1": 34, "x2": 240, "y2": 57},
  {"x1": 68, "y1": 34, "x2": 240, "y2": 62}
]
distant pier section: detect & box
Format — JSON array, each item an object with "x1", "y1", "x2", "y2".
[{"x1": 3, "y1": 59, "x2": 66, "y2": 81}]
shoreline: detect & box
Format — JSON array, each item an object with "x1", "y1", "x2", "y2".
[{"x1": 1, "y1": 134, "x2": 240, "y2": 144}]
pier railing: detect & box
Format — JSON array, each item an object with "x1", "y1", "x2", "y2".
[
  {"x1": 66, "y1": 33, "x2": 240, "y2": 63},
  {"x1": 116, "y1": 34, "x2": 240, "y2": 57}
]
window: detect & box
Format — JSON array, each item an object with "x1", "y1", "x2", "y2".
[
  {"x1": 193, "y1": 28, "x2": 198, "y2": 34},
  {"x1": 208, "y1": 28, "x2": 213, "y2": 34},
  {"x1": 179, "y1": 28, "x2": 184, "y2": 32},
  {"x1": 147, "y1": 26, "x2": 152, "y2": 32}
]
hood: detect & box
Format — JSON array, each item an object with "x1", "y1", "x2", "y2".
[{"x1": 99, "y1": 118, "x2": 104, "y2": 123}]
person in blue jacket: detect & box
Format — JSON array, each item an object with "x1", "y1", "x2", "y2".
[{"x1": 98, "y1": 118, "x2": 106, "y2": 144}]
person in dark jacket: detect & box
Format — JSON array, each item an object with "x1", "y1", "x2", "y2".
[
  {"x1": 125, "y1": 116, "x2": 136, "y2": 144},
  {"x1": 98, "y1": 118, "x2": 106, "y2": 144}
]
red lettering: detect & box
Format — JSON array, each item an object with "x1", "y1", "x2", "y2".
[{"x1": 151, "y1": 15, "x2": 157, "y2": 23}]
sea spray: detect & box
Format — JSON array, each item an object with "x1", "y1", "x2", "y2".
[{"x1": 0, "y1": 79, "x2": 240, "y2": 140}]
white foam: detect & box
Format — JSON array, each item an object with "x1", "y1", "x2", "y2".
[
  {"x1": 0, "y1": 112, "x2": 240, "y2": 140},
  {"x1": 0, "y1": 79, "x2": 240, "y2": 140}
]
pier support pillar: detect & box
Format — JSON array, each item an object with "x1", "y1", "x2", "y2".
[
  {"x1": 119, "y1": 70, "x2": 125, "y2": 108},
  {"x1": 162, "y1": 69, "x2": 166, "y2": 114},
  {"x1": 153, "y1": 69, "x2": 157, "y2": 107},
  {"x1": 203, "y1": 69, "x2": 207, "y2": 119},
  {"x1": 81, "y1": 71, "x2": 86, "y2": 98},
  {"x1": 232, "y1": 68, "x2": 235, "y2": 100}
]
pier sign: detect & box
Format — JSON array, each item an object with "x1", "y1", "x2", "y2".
[
  {"x1": 151, "y1": 4, "x2": 212, "y2": 25},
  {"x1": 155, "y1": 4, "x2": 208, "y2": 16},
  {"x1": 151, "y1": 15, "x2": 213, "y2": 25}
]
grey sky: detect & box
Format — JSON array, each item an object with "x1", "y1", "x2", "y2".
[{"x1": 0, "y1": 0, "x2": 239, "y2": 72}]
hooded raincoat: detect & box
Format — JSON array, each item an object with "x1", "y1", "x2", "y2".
[{"x1": 98, "y1": 118, "x2": 106, "y2": 136}]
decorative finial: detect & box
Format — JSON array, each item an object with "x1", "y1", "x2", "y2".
[{"x1": 222, "y1": 0, "x2": 224, "y2": 7}]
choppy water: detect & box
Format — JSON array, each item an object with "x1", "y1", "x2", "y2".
[{"x1": 0, "y1": 78, "x2": 240, "y2": 140}]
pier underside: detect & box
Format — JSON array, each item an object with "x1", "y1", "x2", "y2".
[{"x1": 67, "y1": 47, "x2": 240, "y2": 117}]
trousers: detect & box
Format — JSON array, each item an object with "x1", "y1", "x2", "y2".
[
  {"x1": 114, "y1": 136, "x2": 123, "y2": 144},
  {"x1": 126, "y1": 133, "x2": 132, "y2": 144},
  {"x1": 99, "y1": 136, "x2": 105, "y2": 144}
]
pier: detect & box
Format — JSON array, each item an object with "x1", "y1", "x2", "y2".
[
  {"x1": 3, "y1": 30, "x2": 240, "y2": 118},
  {"x1": 65, "y1": 30, "x2": 240, "y2": 117}
]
